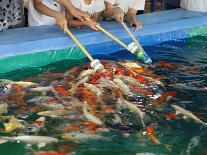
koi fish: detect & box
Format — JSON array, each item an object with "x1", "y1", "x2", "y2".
[
  {"x1": 118, "y1": 98, "x2": 145, "y2": 127},
  {"x1": 84, "y1": 83, "x2": 102, "y2": 97},
  {"x1": 62, "y1": 132, "x2": 108, "y2": 142},
  {"x1": 13, "y1": 81, "x2": 38, "y2": 87},
  {"x1": 113, "y1": 78, "x2": 133, "y2": 96},
  {"x1": 79, "y1": 69, "x2": 96, "y2": 78},
  {"x1": 186, "y1": 136, "x2": 200, "y2": 155},
  {"x1": 0, "y1": 103, "x2": 8, "y2": 115},
  {"x1": 4, "y1": 117, "x2": 24, "y2": 133},
  {"x1": 82, "y1": 103, "x2": 102, "y2": 125},
  {"x1": 33, "y1": 151, "x2": 68, "y2": 155},
  {"x1": 0, "y1": 79, "x2": 38, "y2": 87},
  {"x1": 42, "y1": 72, "x2": 64, "y2": 77},
  {"x1": 98, "y1": 78, "x2": 118, "y2": 88},
  {"x1": 37, "y1": 110, "x2": 69, "y2": 118},
  {"x1": 171, "y1": 105, "x2": 207, "y2": 127},
  {"x1": 53, "y1": 85, "x2": 69, "y2": 97},
  {"x1": 164, "y1": 112, "x2": 176, "y2": 121},
  {"x1": 145, "y1": 125, "x2": 171, "y2": 149},
  {"x1": 0, "y1": 136, "x2": 58, "y2": 149},
  {"x1": 154, "y1": 61, "x2": 177, "y2": 69},
  {"x1": 123, "y1": 61, "x2": 142, "y2": 69},
  {"x1": 29, "y1": 86, "x2": 53, "y2": 94}
]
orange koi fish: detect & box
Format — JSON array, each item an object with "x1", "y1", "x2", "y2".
[
  {"x1": 63, "y1": 123, "x2": 80, "y2": 132},
  {"x1": 164, "y1": 112, "x2": 176, "y2": 121},
  {"x1": 53, "y1": 85, "x2": 70, "y2": 97},
  {"x1": 146, "y1": 125, "x2": 172, "y2": 149},
  {"x1": 129, "y1": 84, "x2": 154, "y2": 95},
  {"x1": 33, "y1": 151, "x2": 68, "y2": 155},
  {"x1": 146, "y1": 125, "x2": 161, "y2": 145},
  {"x1": 114, "y1": 67, "x2": 125, "y2": 76},
  {"x1": 154, "y1": 61, "x2": 177, "y2": 69},
  {"x1": 42, "y1": 72, "x2": 64, "y2": 77}
]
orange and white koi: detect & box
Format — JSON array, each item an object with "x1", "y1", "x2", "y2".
[{"x1": 53, "y1": 85, "x2": 70, "y2": 97}]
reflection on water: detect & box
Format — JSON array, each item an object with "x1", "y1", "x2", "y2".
[{"x1": 0, "y1": 36, "x2": 207, "y2": 155}]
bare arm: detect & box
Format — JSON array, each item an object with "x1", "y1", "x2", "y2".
[
  {"x1": 65, "y1": 11, "x2": 99, "y2": 30},
  {"x1": 126, "y1": 8, "x2": 142, "y2": 32},
  {"x1": 104, "y1": 2, "x2": 124, "y2": 22},
  {"x1": 55, "y1": 0, "x2": 89, "y2": 21},
  {"x1": 34, "y1": 0, "x2": 67, "y2": 29}
]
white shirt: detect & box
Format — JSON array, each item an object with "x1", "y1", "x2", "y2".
[
  {"x1": 28, "y1": 0, "x2": 65, "y2": 27},
  {"x1": 180, "y1": 0, "x2": 207, "y2": 12},
  {"x1": 70, "y1": 0, "x2": 105, "y2": 15},
  {"x1": 104, "y1": 0, "x2": 145, "y2": 14}
]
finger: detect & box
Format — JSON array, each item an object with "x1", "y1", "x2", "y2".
[
  {"x1": 63, "y1": 24, "x2": 67, "y2": 32},
  {"x1": 94, "y1": 24, "x2": 100, "y2": 29},
  {"x1": 135, "y1": 26, "x2": 139, "y2": 32},
  {"x1": 120, "y1": 15, "x2": 124, "y2": 23},
  {"x1": 75, "y1": 15, "x2": 84, "y2": 22}
]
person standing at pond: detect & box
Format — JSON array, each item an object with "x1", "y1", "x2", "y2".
[
  {"x1": 66, "y1": 0, "x2": 105, "y2": 30},
  {"x1": 0, "y1": 0, "x2": 25, "y2": 32},
  {"x1": 28, "y1": 0, "x2": 90, "y2": 30},
  {"x1": 104, "y1": 0, "x2": 145, "y2": 32},
  {"x1": 180, "y1": 0, "x2": 207, "y2": 12}
]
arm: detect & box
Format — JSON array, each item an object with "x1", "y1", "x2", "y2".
[
  {"x1": 34, "y1": 0, "x2": 67, "y2": 30},
  {"x1": 126, "y1": 8, "x2": 142, "y2": 32},
  {"x1": 104, "y1": 2, "x2": 124, "y2": 22},
  {"x1": 55, "y1": 0, "x2": 90, "y2": 21},
  {"x1": 65, "y1": 11, "x2": 99, "y2": 31}
]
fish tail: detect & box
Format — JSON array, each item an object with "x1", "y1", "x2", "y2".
[
  {"x1": 164, "y1": 144, "x2": 173, "y2": 151},
  {"x1": 0, "y1": 136, "x2": 13, "y2": 144},
  {"x1": 0, "y1": 139, "x2": 8, "y2": 144},
  {"x1": 201, "y1": 123, "x2": 207, "y2": 129}
]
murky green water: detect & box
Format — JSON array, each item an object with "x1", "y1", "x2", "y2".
[{"x1": 0, "y1": 36, "x2": 207, "y2": 155}]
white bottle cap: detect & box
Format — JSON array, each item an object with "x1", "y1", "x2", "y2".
[{"x1": 90, "y1": 59, "x2": 104, "y2": 71}]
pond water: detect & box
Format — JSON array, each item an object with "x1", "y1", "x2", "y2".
[{"x1": 0, "y1": 36, "x2": 206, "y2": 155}]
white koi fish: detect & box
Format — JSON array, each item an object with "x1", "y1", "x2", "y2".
[
  {"x1": 4, "y1": 117, "x2": 24, "y2": 133},
  {"x1": 62, "y1": 132, "x2": 108, "y2": 142},
  {"x1": 113, "y1": 78, "x2": 133, "y2": 96},
  {"x1": 0, "y1": 136, "x2": 58, "y2": 148},
  {"x1": 0, "y1": 103, "x2": 8, "y2": 115},
  {"x1": 37, "y1": 110, "x2": 69, "y2": 118},
  {"x1": 84, "y1": 83, "x2": 102, "y2": 97},
  {"x1": 172, "y1": 105, "x2": 207, "y2": 127},
  {"x1": 82, "y1": 103, "x2": 102, "y2": 125},
  {"x1": 29, "y1": 86, "x2": 53, "y2": 93},
  {"x1": 186, "y1": 136, "x2": 200, "y2": 155},
  {"x1": 79, "y1": 69, "x2": 96, "y2": 78}
]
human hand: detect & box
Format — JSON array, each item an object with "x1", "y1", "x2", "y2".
[
  {"x1": 128, "y1": 18, "x2": 142, "y2": 32},
  {"x1": 84, "y1": 21, "x2": 99, "y2": 31},
  {"x1": 54, "y1": 13, "x2": 67, "y2": 31},
  {"x1": 113, "y1": 7, "x2": 124, "y2": 23},
  {"x1": 70, "y1": 8, "x2": 90, "y2": 22}
]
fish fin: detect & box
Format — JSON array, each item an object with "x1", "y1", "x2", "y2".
[
  {"x1": 164, "y1": 144, "x2": 173, "y2": 151},
  {"x1": 27, "y1": 144, "x2": 32, "y2": 147},
  {"x1": 38, "y1": 142, "x2": 46, "y2": 149},
  {"x1": 175, "y1": 110, "x2": 180, "y2": 115},
  {"x1": 0, "y1": 139, "x2": 8, "y2": 144}
]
